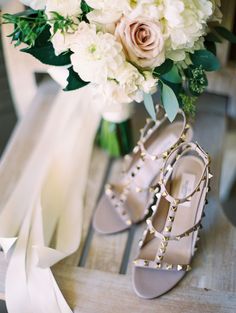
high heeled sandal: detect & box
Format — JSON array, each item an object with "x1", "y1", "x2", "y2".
[
  {"x1": 132, "y1": 142, "x2": 212, "y2": 299},
  {"x1": 93, "y1": 106, "x2": 193, "y2": 234}
]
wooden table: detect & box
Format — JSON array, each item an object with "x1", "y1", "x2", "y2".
[{"x1": 0, "y1": 93, "x2": 235, "y2": 313}]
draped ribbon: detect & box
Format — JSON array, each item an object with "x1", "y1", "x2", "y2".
[{"x1": 0, "y1": 83, "x2": 101, "y2": 312}]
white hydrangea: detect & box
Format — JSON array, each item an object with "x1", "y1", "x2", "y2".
[
  {"x1": 101, "y1": 63, "x2": 157, "y2": 104},
  {"x1": 210, "y1": 0, "x2": 222, "y2": 22},
  {"x1": 163, "y1": 0, "x2": 213, "y2": 53},
  {"x1": 86, "y1": 0, "x2": 131, "y2": 24},
  {"x1": 46, "y1": 0, "x2": 82, "y2": 18},
  {"x1": 129, "y1": 0, "x2": 164, "y2": 20},
  {"x1": 20, "y1": 0, "x2": 46, "y2": 10},
  {"x1": 70, "y1": 22, "x2": 125, "y2": 84}
]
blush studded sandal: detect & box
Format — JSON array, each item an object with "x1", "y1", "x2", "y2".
[
  {"x1": 93, "y1": 106, "x2": 193, "y2": 234},
  {"x1": 133, "y1": 142, "x2": 212, "y2": 299}
]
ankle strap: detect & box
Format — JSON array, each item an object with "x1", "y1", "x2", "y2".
[
  {"x1": 138, "y1": 106, "x2": 190, "y2": 161},
  {"x1": 159, "y1": 142, "x2": 211, "y2": 206}
]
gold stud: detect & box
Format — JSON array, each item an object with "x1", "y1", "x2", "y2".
[
  {"x1": 160, "y1": 247, "x2": 166, "y2": 254},
  {"x1": 157, "y1": 255, "x2": 163, "y2": 261},
  {"x1": 187, "y1": 196, "x2": 192, "y2": 202},
  {"x1": 176, "y1": 236, "x2": 181, "y2": 241},
  {"x1": 181, "y1": 134, "x2": 186, "y2": 141},
  {"x1": 144, "y1": 260, "x2": 149, "y2": 267},
  {"x1": 165, "y1": 226, "x2": 172, "y2": 233},
  {"x1": 150, "y1": 228, "x2": 155, "y2": 235},
  {"x1": 163, "y1": 236, "x2": 169, "y2": 241},
  {"x1": 196, "y1": 187, "x2": 201, "y2": 192},
  {"x1": 162, "y1": 191, "x2": 168, "y2": 197},
  {"x1": 168, "y1": 216, "x2": 175, "y2": 222},
  {"x1": 208, "y1": 173, "x2": 213, "y2": 179},
  {"x1": 161, "y1": 241, "x2": 168, "y2": 248},
  {"x1": 166, "y1": 264, "x2": 173, "y2": 270},
  {"x1": 172, "y1": 206, "x2": 177, "y2": 212},
  {"x1": 156, "y1": 263, "x2": 161, "y2": 269},
  {"x1": 174, "y1": 199, "x2": 180, "y2": 205},
  {"x1": 162, "y1": 152, "x2": 168, "y2": 159},
  {"x1": 151, "y1": 155, "x2": 158, "y2": 161},
  {"x1": 177, "y1": 265, "x2": 183, "y2": 271},
  {"x1": 126, "y1": 220, "x2": 132, "y2": 226},
  {"x1": 186, "y1": 265, "x2": 191, "y2": 272},
  {"x1": 185, "y1": 124, "x2": 191, "y2": 130},
  {"x1": 133, "y1": 260, "x2": 138, "y2": 265}
]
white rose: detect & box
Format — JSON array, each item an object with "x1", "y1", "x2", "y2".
[
  {"x1": 70, "y1": 22, "x2": 125, "y2": 84},
  {"x1": 46, "y1": 0, "x2": 82, "y2": 18},
  {"x1": 163, "y1": 0, "x2": 213, "y2": 57},
  {"x1": 86, "y1": 0, "x2": 131, "y2": 24},
  {"x1": 20, "y1": 0, "x2": 46, "y2": 9}
]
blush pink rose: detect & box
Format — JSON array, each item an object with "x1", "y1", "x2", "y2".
[{"x1": 116, "y1": 17, "x2": 165, "y2": 69}]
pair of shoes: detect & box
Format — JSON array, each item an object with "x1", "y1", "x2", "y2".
[{"x1": 93, "y1": 106, "x2": 212, "y2": 299}]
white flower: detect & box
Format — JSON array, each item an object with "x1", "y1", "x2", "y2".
[
  {"x1": 51, "y1": 31, "x2": 77, "y2": 56},
  {"x1": 163, "y1": 0, "x2": 213, "y2": 54},
  {"x1": 129, "y1": 0, "x2": 164, "y2": 20},
  {"x1": 70, "y1": 22, "x2": 125, "y2": 84},
  {"x1": 141, "y1": 72, "x2": 158, "y2": 94},
  {"x1": 86, "y1": 0, "x2": 131, "y2": 24},
  {"x1": 20, "y1": 0, "x2": 46, "y2": 9},
  {"x1": 210, "y1": 0, "x2": 223, "y2": 22},
  {"x1": 101, "y1": 62, "x2": 146, "y2": 103},
  {"x1": 46, "y1": 0, "x2": 82, "y2": 18}
]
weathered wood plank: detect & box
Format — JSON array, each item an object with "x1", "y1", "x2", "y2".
[
  {"x1": 85, "y1": 159, "x2": 129, "y2": 274},
  {"x1": 53, "y1": 266, "x2": 236, "y2": 313}
]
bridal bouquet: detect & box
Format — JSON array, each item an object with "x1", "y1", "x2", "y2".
[{"x1": 1, "y1": 0, "x2": 236, "y2": 155}]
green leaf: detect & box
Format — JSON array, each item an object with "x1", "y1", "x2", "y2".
[
  {"x1": 143, "y1": 93, "x2": 156, "y2": 120},
  {"x1": 214, "y1": 26, "x2": 236, "y2": 44},
  {"x1": 153, "y1": 59, "x2": 173, "y2": 77},
  {"x1": 162, "y1": 65, "x2": 182, "y2": 84},
  {"x1": 161, "y1": 83, "x2": 179, "y2": 122},
  {"x1": 190, "y1": 50, "x2": 220, "y2": 72},
  {"x1": 21, "y1": 27, "x2": 72, "y2": 66},
  {"x1": 205, "y1": 32, "x2": 222, "y2": 43},
  {"x1": 204, "y1": 41, "x2": 217, "y2": 56},
  {"x1": 64, "y1": 67, "x2": 89, "y2": 91}
]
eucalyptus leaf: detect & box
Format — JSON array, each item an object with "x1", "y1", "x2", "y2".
[
  {"x1": 143, "y1": 93, "x2": 156, "y2": 120},
  {"x1": 64, "y1": 67, "x2": 89, "y2": 91},
  {"x1": 161, "y1": 83, "x2": 179, "y2": 122},
  {"x1": 191, "y1": 50, "x2": 220, "y2": 72},
  {"x1": 215, "y1": 26, "x2": 236, "y2": 44},
  {"x1": 162, "y1": 65, "x2": 182, "y2": 84}
]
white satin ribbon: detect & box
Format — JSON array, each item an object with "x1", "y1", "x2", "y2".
[{"x1": 0, "y1": 84, "x2": 101, "y2": 312}]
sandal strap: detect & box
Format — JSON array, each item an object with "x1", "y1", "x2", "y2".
[
  {"x1": 138, "y1": 106, "x2": 190, "y2": 161},
  {"x1": 133, "y1": 259, "x2": 191, "y2": 272},
  {"x1": 105, "y1": 106, "x2": 190, "y2": 226},
  {"x1": 159, "y1": 142, "x2": 211, "y2": 206},
  {"x1": 105, "y1": 184, "x2": 132, "y2": 226},
  {"x1": 138, "y1": 141, "x2": 212, "y2": 267}
]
